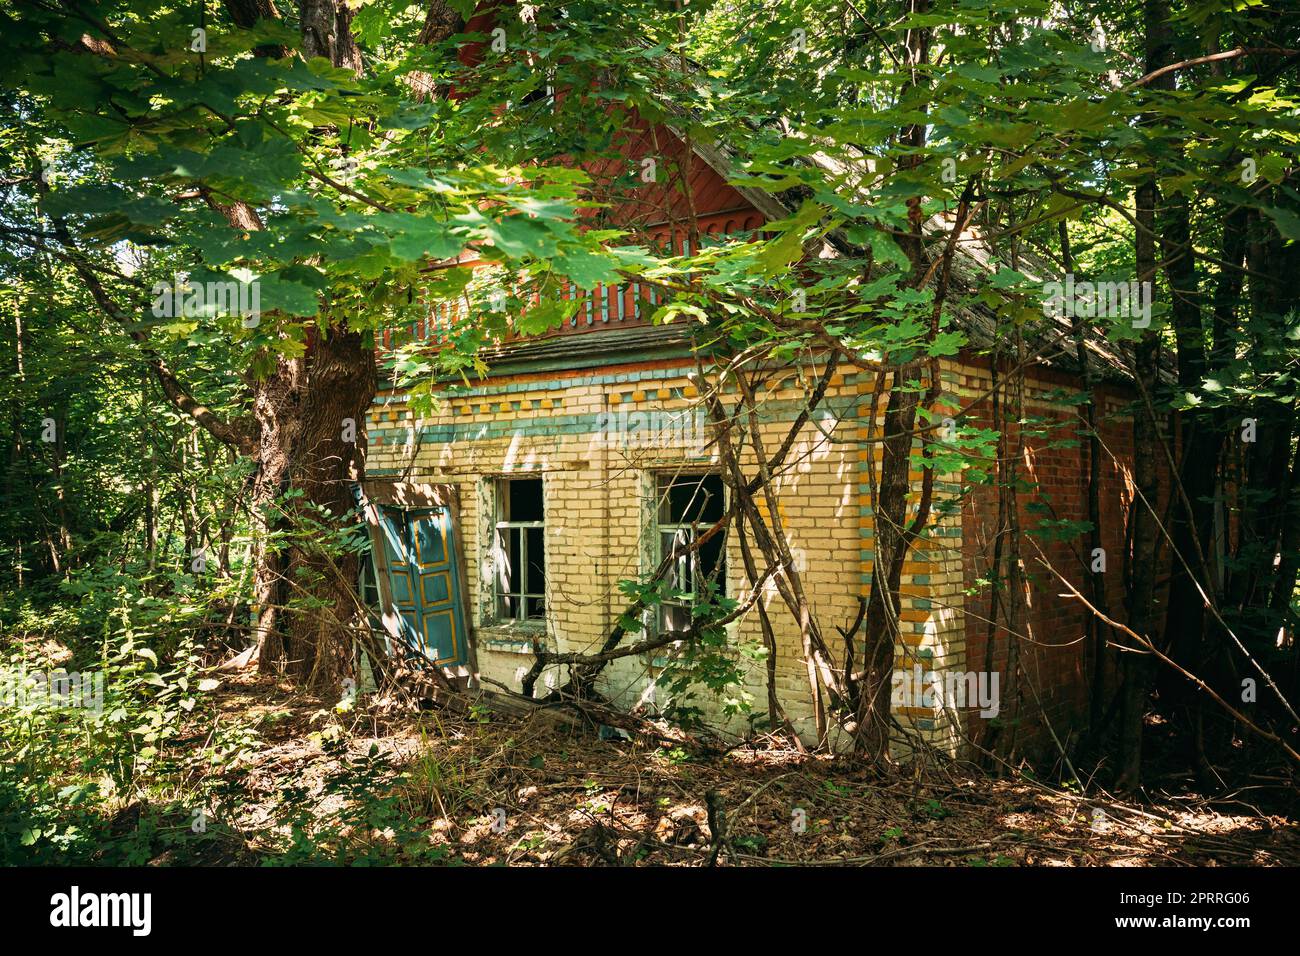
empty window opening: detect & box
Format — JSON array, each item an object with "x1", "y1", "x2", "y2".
[
  {"x1": 656, "y1": 473, "x2": 726, "y2": 633},
  {"x1": 495, "y1": 477, "x2": 546, "y2": 622}
]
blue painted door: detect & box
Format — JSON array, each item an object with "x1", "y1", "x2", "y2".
[{"x1": 375, "y1": 504, "x2": 467, "y2": 667}]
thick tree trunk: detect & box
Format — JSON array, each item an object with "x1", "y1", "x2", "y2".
[
  {"x1": 248, "y1": 356, "x2": 298, "y2": 678},
  {"x1": 245, "y1": 2, "x2": 460, "y2": 691},
  {"x1": 298, "y1": 0, "x2": 363, "y2": 73},
  {"x1": 255, "y1": 324, "x2": 374, "y2": 691}
]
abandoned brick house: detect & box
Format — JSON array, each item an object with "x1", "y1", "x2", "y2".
[{"x1": 354, "y1": 47, "x2": 1154, "y2": 757}]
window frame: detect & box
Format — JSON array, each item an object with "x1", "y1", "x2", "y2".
[
  {"x1": 492, "y1": 477, "x2": 547, "y2": 625},
  {"x1": 358, "y1": 547, "x2": 381, "y2": 615},
  {"x1": 653, "y1": 471, "x2": 727, "y2": 634}
]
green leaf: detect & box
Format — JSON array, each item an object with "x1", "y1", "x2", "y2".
[
  {"x1": 514, "y1": 298, "x2": 579, "y2": 336},
  {"x1": 256, "y1": 270, "x2": 323, "y2": 316},
  {"x1": 1263, "y1": 206, "x2": 1300, "y2": 241},
  {"x1": 558, "y1": 248, "x2": 621, "y2": 287},
  {"x1": 387, "y1": 214, "x2": 462, "y2": 262}
]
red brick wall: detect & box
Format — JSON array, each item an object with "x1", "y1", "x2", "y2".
[{"x1": 958, "y1": 356, "x2": 1170, "y2": 760}]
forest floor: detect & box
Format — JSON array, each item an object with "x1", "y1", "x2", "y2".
[{"x1": 167, "y1": 669, "x2": 1300, "y2": 866}]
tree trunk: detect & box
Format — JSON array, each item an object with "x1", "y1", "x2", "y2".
[
  {"x1": 1158, "y1": 149, "x2": 1222, "y2": 778},
  {"x1": 854, "y1": 0, "x2": 934, "y2": 761},
  {"x1": 858, "y1": 362, "x2": 923, "y2": 757},
  {"x1": 242, "y1": 2, "x2": 462, "y2": 691},
  {"x1": 254, "y1": 324, "x2": 374, "y2": 690},
  {"x1": 1116, "y1": 0, "x2": 1177, "y2": 791},
  {"x1": 298, "y1": 0, "x2": 363, "y2": 73},
  {"x1": 1063, "y1": 221, "x2": 1113, "y2": 748}
]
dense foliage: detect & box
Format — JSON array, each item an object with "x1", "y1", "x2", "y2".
[{"x1": 0, "y1": 0, "x2": 1296, "y2": 862}]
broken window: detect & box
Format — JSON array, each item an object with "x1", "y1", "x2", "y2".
[
  {"x1": 358, "y1": 549, "x2": 381, "y2": 615},
  {"x1": 494, "y1": 477, "x2": 546, "y2": 622},
  {"x1": 656, "y1": 473, "x2": 726, "y2": 633}
]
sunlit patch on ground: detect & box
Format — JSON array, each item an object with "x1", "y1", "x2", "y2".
[{"x1": 185, "y1": 670, "x2": 1300, "y2": 867}]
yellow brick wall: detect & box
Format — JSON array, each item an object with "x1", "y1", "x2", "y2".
[{"x1": 365, "y1": 355, "x2": 970, "y2": 753}]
